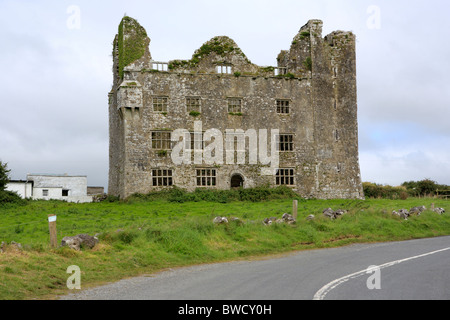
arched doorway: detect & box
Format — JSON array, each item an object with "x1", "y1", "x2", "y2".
[{"x1": 231, "y1": 174, "x2": 244, "y2": 189}]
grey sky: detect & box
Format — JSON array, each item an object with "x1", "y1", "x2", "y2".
[{"x1": 0, "y1": 0, "x2": 449, "y2": 189}]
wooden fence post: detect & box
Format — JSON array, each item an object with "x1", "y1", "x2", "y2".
[
  {"x1": 48, "y1": 214, "x2": 57, "y2": 248},
  {"x1": 293, "y1": 200, "x2": 298, "y2": 221}
]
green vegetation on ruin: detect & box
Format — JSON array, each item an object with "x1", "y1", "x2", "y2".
[
  {"x1": 189, "y1": 111, "x2": 201, "y2": 117},
  {"x1": 300, "y1": 31, "x2": 311, "y2": 39},
  {"x1": 168, "y1": 36, "x2": 251, "y2": 71},
  {"x1": 303, "y1": 56, "x2": 313, "y2": 71},
  {"x1": 117, "y1": 16, "x2": 148, "y2": 79}
]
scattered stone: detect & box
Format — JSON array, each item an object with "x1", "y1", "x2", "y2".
[
  {"x1": 213, "y1": 217, "x2": 229, "y2": 225},
  {"x1": 77, "y1": 234, "x2": 99, "y2": 249},
  {"x1": 62, "y1": 236, "x2": 82, "y2": 251},
  {"x1": 392, "y1": 209, "x2": 409, "y2": 220},
  {"x1": 307, "y1": 215, "x2": 315, "y2": 221},
  {"x1": 0, "y1": 241, "x2": 23, "y2": 253},
  {"x1": 61, "y1": 234, "x2": 99, "y2": 251},
  {"x1": 334, "y1": 209, "x2": 347, "y2": 216},
  {"x1": 10, "y1": 241, "x2": 22, "y2": 250},
  {"x1": 282, "y1": 213, "x2": 296, "y2": 224},
  {"x1": 323, "y1": 208, "x2": 347, "y2": 220},
  {"x1": 263, "y1": 214, "x2": 296, "y2": 225},
  {"x1": 434, "y1": 208, "x2": 445, "y2": 215},
  {"x1": 409, "y1": 206, "x2": 426, "y2": 216},
  {"x1": 323, "y1": 208, "x2": 336, "y2": 219}
]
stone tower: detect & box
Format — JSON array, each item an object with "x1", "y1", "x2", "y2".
[{"x1": 108, "y1": 16, "x2": 364, "y2": 199}]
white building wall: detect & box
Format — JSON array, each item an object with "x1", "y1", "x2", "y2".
[
  {"x1": 27, "y1": 174, "x2": 93, "y2": 203},
  {"x1": 5, "y1": 181, "x2": 33, "y2": 199},
  {"x1": 33, "y1": 187, "x2": 62, "y2": 200}
]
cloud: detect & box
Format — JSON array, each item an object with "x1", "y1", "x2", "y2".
[{"x1": 1, "y1": 0, "x2": 449, "y2": 190}]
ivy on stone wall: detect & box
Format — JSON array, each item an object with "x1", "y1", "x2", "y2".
[{"x1": 118, "y1": 16, "x2": 148, "y2": 79}]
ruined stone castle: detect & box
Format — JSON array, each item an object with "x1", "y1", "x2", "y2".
[{"x1": 108, "y1": 16, "x2": 364, "y2": 199}]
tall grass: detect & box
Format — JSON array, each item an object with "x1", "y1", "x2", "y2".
[{"x1": 0, "y1": 191, "x2": 449, "y2": 299}]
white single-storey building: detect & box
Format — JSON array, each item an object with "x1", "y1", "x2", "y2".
[
  {"x1": 6, "y1": 174, "x2": 94, "y2": 203},
  {"x1": 6, "y1": 180, "x2": 33, "y2": 199}
]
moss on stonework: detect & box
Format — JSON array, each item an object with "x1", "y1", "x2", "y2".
[
  {"x1": 303, "y1": 56, "x2": 312, "y2": 71},
  {"x1": 189, "y1": 111, "x2": 201, "y2": 117},
  {"x1": 193, "y1": 37, "x2": 237, "y2": 59},
  {"x1": 118, "y1": 16, "x2": 148, "y2": 79},
  {"x1": 170, "y1": 36, "x2": 251, "y2": 70}
]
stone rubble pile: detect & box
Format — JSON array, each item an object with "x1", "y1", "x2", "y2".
[
  {"x1": 213, "y1": 213, "x2": 297, "y2": 226},
  {"x1": 263, "y1": 213, "x2": 296, "y2": 225},
  {"x1": 0, "y1": 241, "x2": 23, "y2": 253},
  {"x1": 392, "y1": 206, "x2": 446, "y2": 220},
  {"x1": 61, "y1": 234, "x2": 99, "y2": 251},
  {"x1": 213, "y1": 217, "x2": 243, "y2": 225},
  {"x1": 323, "y1": 208, "x2": 348, "y2": 220}
]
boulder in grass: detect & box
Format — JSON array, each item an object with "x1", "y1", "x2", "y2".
[
  {"x1": 323, "y1": 208, "x2": 336, "y2": 220},
  {"x1": 282, "y1": 213, "x2": 296, "y2": 224},
  {"x1": 334, "y1": 209, "x2": 347, "y2": 217},
  {"x1": 213, "y1": 217, "x2": 229, "y2": 225},
  {"x1": 393, "y1": 209, "x2": 409, "y2": 220},
  {"x1": 61, "y1": 234, "x2": 99, "y2": 251},
  {"x1": 409, "y1": 206, "x2": 426, "y2": 216}
]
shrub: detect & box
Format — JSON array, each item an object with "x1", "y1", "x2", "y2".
[
  {"x1": 0, "y1": 161, "x2": 10, "y2": 191},
  {"x1": 401, "y1": 179, "x2": 449, "y2": 197},
  {"x1": 362, "y1": 182, "x2": 408, "y2": 200},
  {"x1": 0, "y1": 190, "x2": 27, "y2": 206}
]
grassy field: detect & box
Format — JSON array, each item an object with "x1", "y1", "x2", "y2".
[{"x1": 0, "y1": 191, "x2": 449, "y2": 300}]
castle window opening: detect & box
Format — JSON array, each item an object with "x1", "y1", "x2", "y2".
[
  {"x1": 227, "y1": 98, "x2": 242, "y2": 113},
  {"x1": 278, "y1": 134, "x2": 294, "y2": 152},
  {"x1": 185, "y1": 132, "x2": 204, "y2": 150},
  {"x1": 153, "y1": 96, "x2": 169, "y2": 112},
  {"x1": 151, "y1": 131, "x2": 172, "y2": 150},
  {"x1": 216, "y1": 65, "x2": 232, "y2": 74},
  {"x1": 42, "y1": 189, "x2": 49, "y2": 197},
  {"x1": 276, "y1": 169, "x2": 295, "y2": 186},
  {"x1": 62, "y1": 189, "x2": 69, "y2": 197},
  {"x1": 196, "y1": 169, "x2": 217, "y2": 187},
  {"x1": 277, "y1": 100, "x2": 290, "y2": 114},
  {"x1": 152, "y1": 62, "x2": 168, "y2": 72},
  {"x1": 186, "y1": 97, "x2": 201, "y2": 113},
  {"x1": 274, "y1": 67, "x2": 288, "y2": 76},
  {"x1": 152, "y1": 169, "x2": 173, "y2": 187}
]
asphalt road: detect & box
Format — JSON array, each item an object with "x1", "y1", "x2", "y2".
[{"x1": 61, "y1": 236, "x2": 450, "y2": 300}]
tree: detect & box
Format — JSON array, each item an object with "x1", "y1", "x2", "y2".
[
  {"x1": 0, "y1": 161, "x2": 11, "y2": 191},
  {"x1": 417, "y1": 179, "x2": 438, "y2": 196}
]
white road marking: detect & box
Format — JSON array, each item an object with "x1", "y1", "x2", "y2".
[{"x1": 313, "y1": 246, "x2": 450, "y2": 300}]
